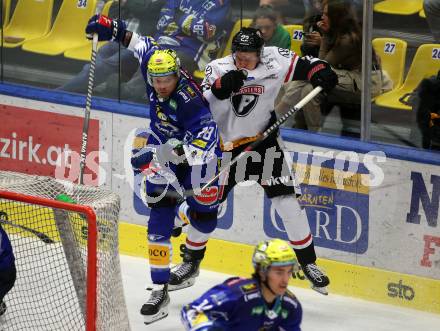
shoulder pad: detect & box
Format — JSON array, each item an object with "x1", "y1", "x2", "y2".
[
  {"x1": 224, "y1": 276, "x2": 246, "y2": 287},
  {"x1": 176, "y1": 81, "x2": 199, "y2": 103},
  {"x1": 282, "y1": 290, "x2": 299, "y2": 308}
]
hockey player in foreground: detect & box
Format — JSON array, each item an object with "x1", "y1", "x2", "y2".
[
  {"x1": 85, "y1": 15, "x2": 221, "y2": 324},
  {"x1": 0, "y1": 223, "x2": 16, "y2": 316},
  {"x1": 171, "y1": 28, "x2": 338, "y2": 295},
  {"x1": 181, "y1": 239, "x2": 302, "y2": 330}
]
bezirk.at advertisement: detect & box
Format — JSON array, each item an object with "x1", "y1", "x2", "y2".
[{"x1": 0, "y1": 104, "x2": 99, "y2": 185}]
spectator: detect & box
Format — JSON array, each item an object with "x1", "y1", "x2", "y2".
[
  {"x1": 59, "y1": 0, "x2": 165, "y2": 102},
  {"x1": 424, "y1": 0, "x2": 440, "y2": 42},
  {"x1": 300, "y1": 0, "x2": 324, "y2": 58},
  {"x1": 259, "y1": 0, "x2": 322, "y2": 23},
  {"x1": 0, "y1": 223, "x2": 16, "y2": 316},
  {"x1": 252, "y1": 5, "x2": 291, "y2": 49},
  {"x1": 155, "y1": 0, "x2": 232, "y2": 74},
  {"x1": 275, "y1": 0, "x2": 387, "y2": 131},
  {"x1": 412, "y1": 70, "x2": 440, "y2": 149}
]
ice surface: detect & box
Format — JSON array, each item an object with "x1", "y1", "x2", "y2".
[{"x1": 121, "y1": 255, "x2": 440, "y2": 331}]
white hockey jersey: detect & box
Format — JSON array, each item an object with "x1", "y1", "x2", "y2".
[{"x1": 202, "y1": 46, "x2": 310, "y2": 144}]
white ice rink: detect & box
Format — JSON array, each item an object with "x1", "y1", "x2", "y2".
[{"x1": 121, "y1": 255, "x2": 440, "y2": 331}]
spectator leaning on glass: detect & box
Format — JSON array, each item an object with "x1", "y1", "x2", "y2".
[
  {"x1": 275, "y1": 0, "x2": 389, "y2": 132},
  {"x1": 155, "y1": 0, "x2": 232, "y2": 74},
  {"x1": 59, "y1": 0, "x2": 165, "y2": 101},
  {"x1": 424, "y1": 0, "x2": 440, "y2": 43},
  {"x1": 252, "y1": 5, "x2": 291, "y2": 49}
]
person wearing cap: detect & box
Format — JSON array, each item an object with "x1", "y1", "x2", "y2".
[
  {"x1": 181, "y1": 238, "x2": 302, "y2": 331},
  {"x1": 84, "y1": 14, "x2": 221, "y2": 325}
]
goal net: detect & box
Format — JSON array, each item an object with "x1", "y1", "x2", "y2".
[{"x1": 0, "y1": 171, "x2": 130, "y2": 331}]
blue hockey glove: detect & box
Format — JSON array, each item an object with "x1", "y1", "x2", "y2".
[
  {"x1": 85, "y1": 14, "x2": 127, "y2": 42},
  {"x1": 131, "y1": 147, "x2": 155, "y2": 175}
]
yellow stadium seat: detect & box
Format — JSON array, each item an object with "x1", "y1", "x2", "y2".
[
  {"x1": 375, "y1": 44, "x2": 440, "y2": 110},
  {"x1": 372, "y1": 37, "x2": 407, "y2": 89},
  {"x1": 1, "y1": 0, "x2": 54, "y2": 48},
  {"x1": 284, "y1": 24, "x2": 303, "y2": 56},
  {"x1": 1, "y1": 0, "x2": 11, "y2": 28},
  {"x1": 374, "y1": 0, "x2": 423, "y2": 15},
  {"x1": 419, "y1": 8, "x2": 426, "y2": 18},
  {"x1": 22, "y1": 0, "x2": 97, "y2": 56},
  {"x1": 193, "y1": 18, "x2": 252, "y2": 80},
  {"x1": 64, "y1": 0, "x2": 113, "y2": 61}
]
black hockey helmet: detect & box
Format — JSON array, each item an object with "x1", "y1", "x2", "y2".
[{"x1": 231, "y1": 27, "x2": 265, "y2": 56}]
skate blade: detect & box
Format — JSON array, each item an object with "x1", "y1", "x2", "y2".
[
  {"x1": 143, "y1": 309, "x2": 169, "y2": 325},
  {"x1": 168, "y1": 277, "x2": 196, "y2": 291},
  {"x1": 311, "y1": 285, "x2": 328, "y2": 295}
]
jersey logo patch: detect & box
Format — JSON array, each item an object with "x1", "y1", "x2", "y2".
[
  {"x1": 231, "y1": 85, "x2": 264, "y2": 117},
  {"x1": 186, "y1": 86, "x2": 197, "y2": 98},
  {"x1": 278, "y1": 47, "x2": 291, "y2": 58},
  {"x1": 240, "y1": 282, "x2": 258, "y2": 293},
  {"x1": 194, "y1": 186, "x2": 219, "y2": 205}
]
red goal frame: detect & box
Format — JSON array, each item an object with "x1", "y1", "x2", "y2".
[{"x1": 0, "y1": 189, "x2": 98, "y2": 331}]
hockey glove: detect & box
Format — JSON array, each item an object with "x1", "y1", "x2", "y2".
[
  {"x1": 131, "y1": 147, "x2": 155, "y2": 175},
  {"x1": 211, "y1": 70, "x2": 247, "y2": 100},
  {"x1": 307, "y1": 60, "x2": 338, "y2": 92},
  {"x1": 85, "y1": 14, "x2": 127, "y2": 42},
  {"x1": 156, "y1": 139, "x2": 187, "y2": 166}
]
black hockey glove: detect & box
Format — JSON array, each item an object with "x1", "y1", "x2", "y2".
[
  {"x1": 307, "y1": 60, "x2": 338, "y2": 92},
  {"x1": 85, "y1": 14, "x2": 127, "y2": 42},
  {"x1": 211, "y1": 70, "x2": 247, "y2": 100}
]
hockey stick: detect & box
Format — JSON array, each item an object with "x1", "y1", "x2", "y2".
[
  {"x1": 0, "y1": 211, "x2": 55, "y2": 244},
  {"x1": 78, "y1": 32, "x2": 99, "y2": 185},
  {"x1": 154, "y1": 86, "x2": 323, "y2": 199}
]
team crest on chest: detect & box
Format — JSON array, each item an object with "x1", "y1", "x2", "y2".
[{"x1": 231, "y1": 85, "x2": 264, "y2": 117}]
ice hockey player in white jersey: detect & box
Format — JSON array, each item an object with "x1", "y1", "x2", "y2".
[
  {"x1": 170, "y1": 27, "x2": 338, "y2": 295},
  {"x1": 181, "y1": 239, "x2": 302, "y2": 331}
]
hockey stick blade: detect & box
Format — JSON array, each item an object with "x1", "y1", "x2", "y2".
[
  {"x1": 0, "y1": 213, "x2": 55, "y2": 244},
  {"x1": 152, "y1": 86, "x2": 323, "y2": 199}
]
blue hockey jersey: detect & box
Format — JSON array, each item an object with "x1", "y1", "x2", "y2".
[
  {"x1": 181, "y1": 277, "x2": 302, "y2": 331},
  {"x1": 156, "y1": 0, "x2": 231, "y2": 65},
  {"x1": 130, "y1": 35, "x2": 220, "y2": 166},
  {"x1": 0, "y1": 224, "x2": 15, "y2": 271}
]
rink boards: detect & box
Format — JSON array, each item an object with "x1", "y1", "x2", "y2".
[
  {"x1": 119, "y1": 222, "x2": 440, "y2": 314},
  {"x1": 1, "y1": 84, "x2": 439, "y2": 315}
]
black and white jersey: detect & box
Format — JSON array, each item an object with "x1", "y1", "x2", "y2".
[{"x1": 202, "y1": 46, "x2": 312, "y2": 143}]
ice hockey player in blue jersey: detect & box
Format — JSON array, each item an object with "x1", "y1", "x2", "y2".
[
  {"x1": 155, "y1": 0, "x2": 232, "y2": 72},
  {"x1": 85, "y1": 15, "x2": 221, "y2": 325},
  {"x1": 0, "y1": 223, "x2": 17, "y2": 316},
  {"x1": 181, "y1": 238, "x2": 302, "y2": 331}
]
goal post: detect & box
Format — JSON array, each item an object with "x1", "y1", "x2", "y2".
[{"x1": 0, "y1": 171, "x2": 130, "y2": 331}]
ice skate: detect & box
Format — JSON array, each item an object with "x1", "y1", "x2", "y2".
[
  {"x1": 168, "y1": 245, "x2": 205, "y2": 291},
  {"x1": 140, "y1": 284, "x2": 170, "y2": 324},
  {"x1": 171, "y1": 202, "x2": 190, "y2": 237},
  {"x1": 301, "y1": 263, "x2": 329, "y2": 295}
]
